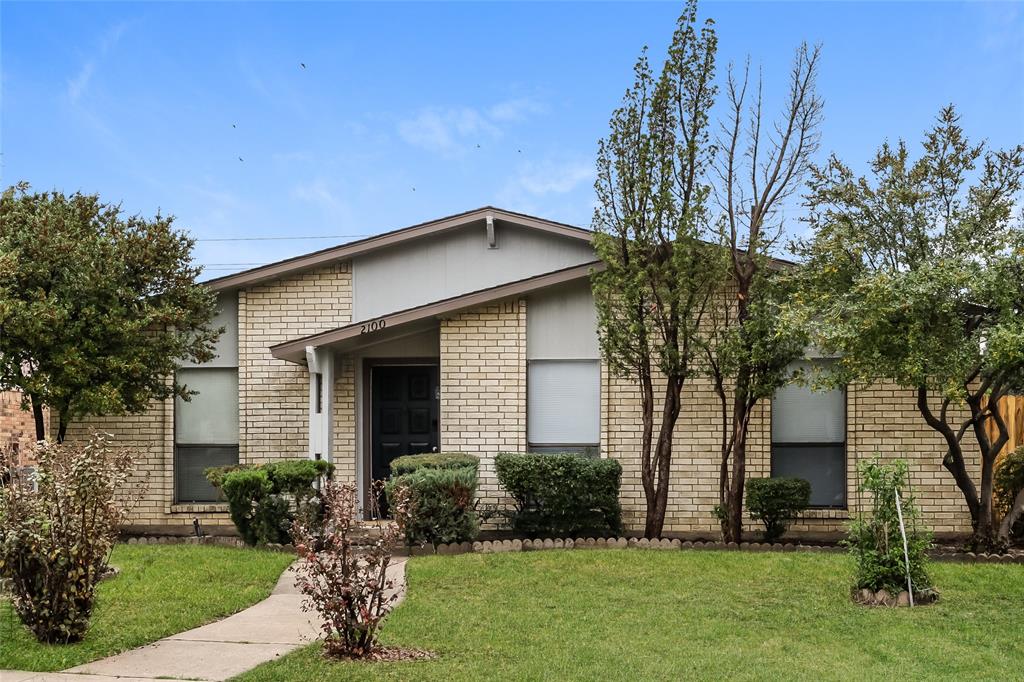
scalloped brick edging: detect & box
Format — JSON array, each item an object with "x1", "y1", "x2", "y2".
[{"x1": 410, "y1": 537, "x2": 1024, "y2": 563}]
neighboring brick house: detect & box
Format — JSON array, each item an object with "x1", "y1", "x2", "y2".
[
  {"x1": 1, "y1": 389, "x2": 40, "y2": 457},
  {"x1": 60, "y1": 207, "x2": 983, "y2": 538}
]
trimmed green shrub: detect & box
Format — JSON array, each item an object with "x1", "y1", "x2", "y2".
[
  {"x1": 215, "y1": 459, "x2": 333, "y2": 546},
  {"x1": 995, "y1": 446, "x2": 1024, "y2": 541},
  {"x1": 495, "y1": 452, "x2": 623, "y2": 538},
  {"x1": 204, "y1": 464, "x2": 253, "y2": 492},
  {"x1": 386, "y1": 466, "x2": 479, "y2": 545},
  {"x1": 845, "y1": 459, "x2": 932, "y2": 595},
  {"x1": 745, "y1": 477, "x2": 811, "y2": 543},
  {"x1": 389, "y1": 452, "x2": 478, "y2": 476}
]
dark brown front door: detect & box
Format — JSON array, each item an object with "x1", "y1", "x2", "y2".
[{"x1": 370, "y1": 365, "x2": 439, "y2": 484}]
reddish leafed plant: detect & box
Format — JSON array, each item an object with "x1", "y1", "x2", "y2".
[{"x1": 291, "y1": 480, "x2": 410, "y2": 659}]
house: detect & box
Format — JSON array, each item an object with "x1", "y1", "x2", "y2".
[
  {"x1": 1, "y1": 389, "x2": 40, "y2": 457},
  {"x1": 61, "y1": 207, "x2": 984, "y2": 538}
]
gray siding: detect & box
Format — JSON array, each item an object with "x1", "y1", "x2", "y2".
[
  {"x1": 352, "y1": 222, "x2": 594, "y2": 321},
  {"x1": 526, "y1": 280, "x2": 599, "y2": 360}
]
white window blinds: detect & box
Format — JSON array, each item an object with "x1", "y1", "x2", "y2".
[
  {"x1": 175, "y1": 368, "x2": 239, "y2": 445},
  {"x1": 527, "y1": 360, "x2": 600, "y2": 445},
  {"x1": 771, "y1": 360, "x2": 845, "y2": 443}
]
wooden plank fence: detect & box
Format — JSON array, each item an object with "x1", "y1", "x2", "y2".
[{"x1": 985, "y1": 395, "x2": 1024, "y2": 465}]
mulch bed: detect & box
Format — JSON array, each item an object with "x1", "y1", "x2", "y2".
[{"x1": 330, "y1": 646, "x2": 437, "y2": 663}]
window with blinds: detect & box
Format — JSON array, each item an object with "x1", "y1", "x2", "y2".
[
  {"x1": 174, "y1": 293, "x2": 239, "y2": 503},
  {"x1": 771, "y1": 359, "x2": 846, "y2": 507},
  {"x1": 527, "y1": 360, "x2": 600, "y2": 455}
]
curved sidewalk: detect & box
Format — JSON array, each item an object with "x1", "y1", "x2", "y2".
[{"x1": 2, "y1": 558, "x2": 408, "y2": 682}]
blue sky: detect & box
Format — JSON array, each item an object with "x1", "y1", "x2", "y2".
[{"x1": 2, "y1": 1, "x2": 1022, "y2": 277}]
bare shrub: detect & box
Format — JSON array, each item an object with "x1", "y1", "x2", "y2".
[
  {"x1": 0, "y1": 434, "x2": 138, "y2": 643},
  {"x1": 291, "y1": 480, "x2": 410, "y2": 659}
]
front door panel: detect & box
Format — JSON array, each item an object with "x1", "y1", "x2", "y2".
[{"x1": 371, "y1": 365, "x2": 439, "y2": 486}]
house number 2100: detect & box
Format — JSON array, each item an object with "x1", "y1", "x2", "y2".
[{"x1": 360, "y1": 318, "x2": 387, "y2": 334}]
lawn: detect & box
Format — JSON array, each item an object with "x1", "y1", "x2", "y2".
[
  {"x1": 0, "y1": 543, "x2": 294, "y2": 671},
  {"x1": 236, "y1": 549, "x2": 1024, "y2": 681}
]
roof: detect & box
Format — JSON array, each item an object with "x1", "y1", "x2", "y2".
[
  {"x1": 270, "y1": 260, "x2": 602, "y2": 363},
  {"x1": 203, "y1": 206, "x2": 593, "y2": 291}
]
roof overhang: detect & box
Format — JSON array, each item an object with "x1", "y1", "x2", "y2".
[
  {"x1": 271, "y1": 260, "x2": 602, "y2": 363},
  {"x1": 204, "y1": 206, "x2": 593, "y2": 292}
]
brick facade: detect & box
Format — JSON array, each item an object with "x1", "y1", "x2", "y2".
[
  {"x1": 1, "y1": 390, "x2": 39, "y2": 454},
  {"x1": 58, "y1": 259, "x2": 978, "y2": 538},
  {"x1": 439, "y1": 299, "x2": 527, "y2": 512}
]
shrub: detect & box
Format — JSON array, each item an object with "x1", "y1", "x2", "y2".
[
  {"x1": 213, "y1": 459, "x2": 334, "y2": 546},
  {"x1": 745, "y1": 477, "x2": 811, "y2": 543},
  {"x1": 389, "y1": 452, "x2": 478, "y2": 476},
  {"x1": 292, "y1": 480, "x2": 410, "y2": 659},
  {"x1": 0, "y1": 435, "x2": 137, "y2": 643},
  {"x1": 495, "y1": 452, "x2": 622, "y2": 537},
  {"x1": 386, "y1": 466, "x2": 479, "y2": 546},
  {"x1": 845, "y1": 459, "x2": 932, "y2": 595},
  {"x1": 995, "y1": 446, "x2": 1024, "y2": 541}
]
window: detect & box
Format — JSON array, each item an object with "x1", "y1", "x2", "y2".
[
  {"x1": 174, "y1": 292, "x2": 238, "y2": 503},
  {"x1": 527, "y1": 360, "x2": 600, "y2": 455},
  {"x1": 771, "y1": 359, "x2": 846, "y2": 507}
]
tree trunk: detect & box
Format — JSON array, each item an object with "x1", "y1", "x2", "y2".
[
  {"x1": 645, "y1": 379, "x2": 683, "y2": 538},
  {"x1": 30, "y1": 395, "x2": 46, "y2": 441},
  {"x1": 57, "y1": 413, "x2": 69, "y2": 444},
  {"x1": 998, "y1": 487, "x2": 1024, "y2": 545}
]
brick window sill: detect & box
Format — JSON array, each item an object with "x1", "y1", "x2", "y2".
[
  {"x1": 801, "y1": 508, "x2": 850, "y2": 520},
  {"x1": 170, "y1": 503, "x2": 229, "y2": 514}
]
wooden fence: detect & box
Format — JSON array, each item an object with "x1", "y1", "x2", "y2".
[{"x1": 985, "y1": 395, "x2": 1024, "y2": 465}]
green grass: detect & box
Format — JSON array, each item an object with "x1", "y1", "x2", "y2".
[
  {"x1": 1, "y1": 543, "x2": 294, "y2": 672},
  {"x1": 236, "y1": 550, "x2": 1024, "y2": 681}
]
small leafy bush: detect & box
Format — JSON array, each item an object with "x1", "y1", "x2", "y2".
[
  {"x1": 292, "y1": 480, "x2": 410, "y2": 659},
  {"x1": 214, "y1": 459, "x2": 334, "y2": 546},
  {"x1": 389, "y1": 452, "x2": 479, "y2": 476},
  {"x1": 995, "y1": 446, "x2": 1024, "y2": 541},
  {"x1": 0, "y1": 435, "x2": 137, "y2": 643},
  {"x1": 203, "y1": 464, "x2": 253, "y2": 493},
  {"x1": 745, "y1": 477, "x2": 811, "y2": 543},
  {"x1": 845, "y1": 459, "x2": 932, "y2": 595},
  {"x1": 495, "y1": 452, "x2": 622, "y2": 538},
  {"x1": 386, "y1": 465, "x2": 479, "y2": 546}
]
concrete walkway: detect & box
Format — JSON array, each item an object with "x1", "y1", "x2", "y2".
[{"x1": 2, "y1": 558, "x2": 408, "y2": 682}]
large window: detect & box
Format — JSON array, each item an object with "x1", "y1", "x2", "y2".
[
  {"x1": 526, "y1": 281, "x2": 602, "y2": 456},
  {"x1": 527, "y1": 360, "x2": 600, "y2": 455},
  {"x1": 174, "y1": 292, "x2": 238, "y2": 503},
  {"x1": 771, "y1": 359, "x2": 846, "y2": 507}
]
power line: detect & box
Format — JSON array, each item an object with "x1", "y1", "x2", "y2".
[{"x1": 195, "y1": 233, "x2": 371, "y2": 242}]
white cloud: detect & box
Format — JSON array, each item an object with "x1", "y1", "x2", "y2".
[
  {"x1": 66, "y1": 21, "x2": 129, "y2": 103},
  {"x1": 509, "y1": 159, "x2": 594, "y2": 196},
  {"x1": 397, "y1": 107, "x2": 501, "y2": 155},
  {"x1": 290, "y1": 179, "x2": 351, "y2": 221},
  {"x1": 488, "y1": 97, "x2": 546, "y2": 123},
  {"x1": 397, "y1": 97, "x2": 544, "y2": 156}
]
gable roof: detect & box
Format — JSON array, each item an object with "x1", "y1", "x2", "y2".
[
  {"x1": 204, "y1": 206, "x2": 593, "y2": 291},
  {"x1": 270, "y1": 260, "x2": 601, "y2": 363}
]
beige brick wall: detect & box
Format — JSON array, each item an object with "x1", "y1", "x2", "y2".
[
  {"x1": 604, "y1": 371, "x2": 978, "y2": 537},
  {"x1": 240, "y1": 263, "x2": 352, "y2": 464},
  {"x1": 1, "y1": 390, "x2": 41, "y2": 455},
  {"x1": 439, "y1": 299, "x2": 527, "y2": 512},
  {"x1": 61, "y1": 262, "x2": 355, "y2": 532}
]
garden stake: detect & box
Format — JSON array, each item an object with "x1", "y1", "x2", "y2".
[{"x1": 894, "y1": 488, "x2": 914, "y2": 607}]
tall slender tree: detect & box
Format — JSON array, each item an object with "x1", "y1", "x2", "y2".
[
  {"x1": 592, "y1": 0, "x2": 724, "y2": 538},
  {"x1": 795, "y1": 107, "x2": 1024, "y2": 549},
  {"x1": 706, "y1": 45, "x2": 824, "y2": 543},
  {"x1": 0, "y1": 183, "x2": 220, "y2": 442}
]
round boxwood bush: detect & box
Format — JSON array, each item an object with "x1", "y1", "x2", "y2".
[
  {"x1": 386, "y1": 465, "x2": 480, "y2": 546},
  {"x1": 389, "y1": 452, "x2": 479, "y2": 476},
  {"x1": 745, "y1": 477, "x2": 811, "y2": 543}
]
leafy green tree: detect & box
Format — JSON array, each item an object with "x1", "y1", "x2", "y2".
[
  {"x1": 706, "y1": 44, "x2": 822, "y2": 543},
  {"x1": 0, "y1": 182, "x2": 220, "y2": 442},
  {"x1": 795, "y1": 108, "x2": 1024, "y2": 549},
  {"x1": 591, "y1": 0, "x2": 725, "y2": 537}
]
